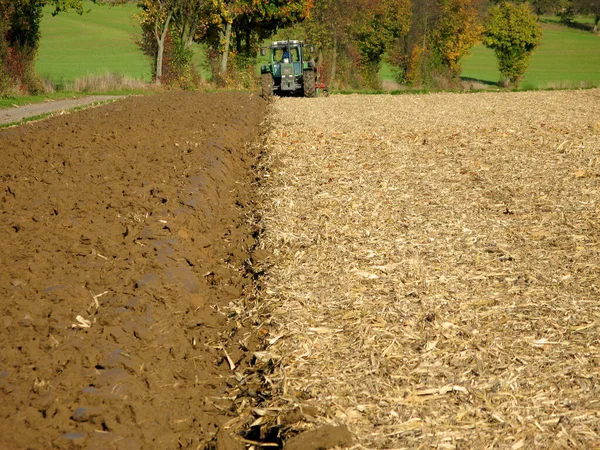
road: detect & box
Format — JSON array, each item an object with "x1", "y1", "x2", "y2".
[{"x1": 0, "y1": 95, "x2": 125, "y2": 125}]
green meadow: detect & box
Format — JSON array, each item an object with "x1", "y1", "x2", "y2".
[
  {"x1": 34, "y1": 3, "x2": 600, "y2": 90},
  {"x1": 461, "y1": 21, "x2": 600, "y2": 88},
  {"x1": 36, "y1": 2, "x2": 150, "y2": 84},
  {"x1": 36, "y1": 1, "x2": 211, "y2": 86}
]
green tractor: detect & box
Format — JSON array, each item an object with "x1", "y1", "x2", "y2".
[{"x1": 259, "y1": 40, "x2": 325, "y2": 99}]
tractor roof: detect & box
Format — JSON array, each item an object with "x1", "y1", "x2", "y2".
[{"x1": 270, "y1": 40, "x2": 303, "y2": 48}]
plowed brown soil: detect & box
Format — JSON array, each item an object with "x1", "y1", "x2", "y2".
[{"x1": 0, "y1": 92, "x2": 265, "y2": 449}]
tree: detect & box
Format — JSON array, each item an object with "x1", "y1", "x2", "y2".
[
  {"x1": 196, "y1": 0, "x2": 235, "y2": 80},
  {"x1": 1, "y1": 0, "x2": 93, "y2": 94},
  {"x1": 390, "y1": 0, "x2": 440, "y2": 86},
  {"x1": 178, "y1": 0, "x2": 208, "y2": 49},
  {"x1": 304, "y1": 0, "x2": 355, "y2": 85},
  {"x1": 203, "y1": 0, "x2": 313, "y2": 82},
  {"x1": 305, "y1": 0, "x2": 410, "y2": 89},
  {"x1": 557, "y1": 0, "x2": 576, "y2": 23},
  {"x1": 154, "y1": 0, "x2": 174, "y2": 83},
  {"x1": 387, "y1": 0, "x2": 483, "y2": 87},
  {"x1": 488, "y1": 0, "x2": 569, "y2": 16},
  {"x1": 138, "y1": 0, "x2": 186, "y2": 85},
  {"x1": 137, "y1": 0, "x2": 209, "y2": 86},
  {"x1": 528, "y1": 0, "x2": 558, "y2": 14},
  {"x1": 482, "y1": 1, "x2": 542, "y2": 87},
  {"x1": 351, "y1": 0, "x2": 412, "y2": 87},
  {"x1": 431, "y1": 0, "x2": 483, "y2": 79}
]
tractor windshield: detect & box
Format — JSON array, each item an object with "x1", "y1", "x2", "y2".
[{"x1": 274, "y1": 46, "x2": 300, "y2": 63}]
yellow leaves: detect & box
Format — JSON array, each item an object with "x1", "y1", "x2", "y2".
[
  {"x1": 433, "y1": 0, "x2": 483, "y2": 76},
  {"x1": 137, "y1": 0, "x2": 173, "y2": 27},
  {"x1": 303, "y1": 0, "x2": 315, "y2": 19}
]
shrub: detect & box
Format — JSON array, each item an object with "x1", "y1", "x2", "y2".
[
  {"x1": 157, "y1": 34, "x2": 198, "y2": 89},
  {"x1": 0, "y1": 0, "x2": 45, "y2": 95},
  {"x1": 482, "y1": 1, "x2": 543, "y2": 87}
]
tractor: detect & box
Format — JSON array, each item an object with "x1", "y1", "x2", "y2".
[{"x1": 259, "y1": 40, "x2": 326, "y2": 98}]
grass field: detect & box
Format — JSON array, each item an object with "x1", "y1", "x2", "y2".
[
  {"x1": 461, "y1": 21, "x2": 600, "y2": 88},
  {"x1": 36, "y1": 2, "x2": 150, "y2": 84},
  {"x1": 36, "y1": 1, "x2": 211, "y2": 86}
]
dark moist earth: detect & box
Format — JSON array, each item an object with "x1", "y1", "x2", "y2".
[{"x1": 0, "y1": 92, "x2": 267, "y2": 450}]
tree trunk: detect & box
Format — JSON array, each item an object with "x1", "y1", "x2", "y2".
[
  {"x1": 179, "y1": 0, "x2": 204, "y2": 51},
  {"x1": 330, "y1": 37, "x2": 338, "y2": 83},
  {"x1": 219, "y1": 21, "x2": 232, "y2": 77},
  {"x1": 245, "y1": 27, "x2": 251, "y2": 57},
  {"x1": 180, "y1": 21, "x2": 194, "y2": 50},
  {"x1": 155, "y1": 10, "x2": 173, "y2": 84},
  {"x1": 594, "y1": 15, "x2": 599, "y2": 33},
  {"x1": 236, "y1": 27, "x2": 242, "y2": 54}
]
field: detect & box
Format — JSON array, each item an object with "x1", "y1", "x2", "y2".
[
  {"x1": 36, "y1": 2, "x2": 150, "y2": 84},
  {"x1": 461, "y1": 22, "x2": 600, "y2": 89},
  {"x1": 36, "y1": 1, "x2": 210, "y2": 85},
  {"x1": 248, "y1": 89, "x2": 600, "y2": 448},
  {"x1": 2, "y1": 88, "x2": 599, "y2": 449},
  {"x1": 0, "y1": 92, "x2": 266, "y2": 450}
]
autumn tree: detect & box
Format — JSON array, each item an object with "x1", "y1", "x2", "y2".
[
  {"x1": 0, "y1": 0, "x2": 94, "y2": 94},
  {"x1": 387, "y1": 0, "x2": 482, "y2": 87},
  {"x1": 482, "y1": 1, "x2": 542, "y2": 87},
  {"x1": 139, "y1": 0, "x2": 174, "y2": 84},
  {"x1": 528, "y1": 0, "x2": 559, "y2": 14},
  {"x1": 305, "y1": 0, "x2": 411, "y2": 89},
  {"x1": 487, "y1": 0, "x2": 576, "y2": 16},
  {"x1": 204, "y1": 0, "x2": 313, "y2": 82},
  {"x1": 138, "y1": 0, "x2": 312, "y2": 86},
  {"x1": 178, "y1": 0, "x2": 208, "y2": 48},
  {"x1": 137, "y1": 0, "x2": 210, "y2": 86},
  {"x1": 431, "y1": 0, "x2": 483, "y2": 79},
  {"x1": 387, "y1": 0, "x2": 436, "y2": 86},
  {"x1": 351, "y1": 0, "x2": 412, "y2": 87},
  {"x1": 303, "y1": 0, "x2": 354, "y2": 85}
]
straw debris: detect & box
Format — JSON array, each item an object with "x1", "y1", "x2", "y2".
[{"x1": 246, "y1": 89, "x2": 600, "y2": 448}]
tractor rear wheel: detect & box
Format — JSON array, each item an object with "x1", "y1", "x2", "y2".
[
  {"x1": 261, "y1": 73, "x2": 273, "y2": 99},
  {"x1": 303, "y1": 70, "x2": 316, "y2": 98}
]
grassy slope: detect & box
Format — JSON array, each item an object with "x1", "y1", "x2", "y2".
[
  {"x1": 36, "y1": 2, "x2": 150, "y2": 83},
  {"x1": 36, "y1": 1, "x2": 211, "y2": 84},
  {"x1": 461, "y1": 22, "x2": 600, "y2": 88}
]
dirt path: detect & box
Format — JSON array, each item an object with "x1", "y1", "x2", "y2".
[
  {"x1": 0, "y1": 95, "x2": 125, "y2": 125},
  {"x1": 0, "y1": 92, "x2": 265, "y2": 449}
]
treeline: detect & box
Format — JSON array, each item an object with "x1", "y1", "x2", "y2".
[
  {"x1": 0, "y1": 0, "x2": 598, "y2": 95},
  {"x1": 132, "y1": 0, "x2": 553, "y2": 89},
  {"x1": 304, "y1": 0, "x2": 482, "y2": 90}
]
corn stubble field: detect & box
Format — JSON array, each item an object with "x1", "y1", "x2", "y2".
[{"x1": 249, "y1": 90, "x2": 600, "y2": 448}]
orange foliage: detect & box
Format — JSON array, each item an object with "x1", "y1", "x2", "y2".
[{"x1": 432, "y1": 0, "x2": 482, "y2": 77}]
